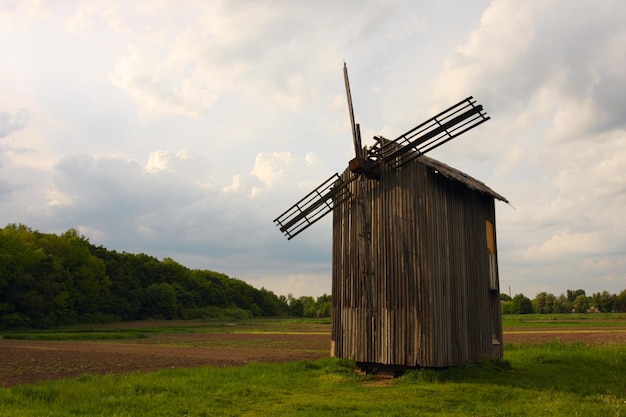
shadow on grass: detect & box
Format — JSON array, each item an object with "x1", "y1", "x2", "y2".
[{"x1": 395, "y1": 341, "x2": 626, "y2": 398}]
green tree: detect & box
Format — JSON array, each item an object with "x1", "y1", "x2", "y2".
[
  {"x1": 302, "y1": 296, "x2": 317, "y2": 318},
  {"x1": 255, "y1": 288, "x2": 288, "y2": 316},
  {"x1": 53, "y1": 229, "x2": 111, "y2": 321},
  {"x1": 287, "y1": 294, "x2": 304, "y2": 317},
  {"x1": 144, "y1": 283, "x2": 178, "y2": 319},
  {"x1": 0, "y1": 224, "x2": 106, "y2": 327},
  {"x1": 533, "y1": 292, "x2": 557, "y2": 314},
  {"x1": 187, "y1": 270, "x2": 231, "y2": 307},
  {"x1": 553, "y1": 294, "x2": 572, "y2": 313},
  {"x1": 226, "y1": 279, "x2": 261, "y2": 316},
  {"x1": 567, "y1": 289, "x2": 586, "y2": 303},
  {"x1": 501, "y1": 301, "x2": 513, "y2": 314},
  {"x1": 1, "y1": 223, "x2": 293, "y2": 327},
  {"x1": 591, "y1": 290, "x2": 614, "y2": 313},
  {"x1": 91, "y1": 248, "x2": 143, "y2": 320},
  {"x1": 315, "y1": 294, "x2": 332, "y2": 318},
  {"x1": 510, "y1": 294, "x2": 533, "y2": 314},
  {"x1": 615, "y1": 289, "x2": 626, "y2": 312},
  {"x1": 573, "y1": 294, "x2": 590, "y2": 313}
]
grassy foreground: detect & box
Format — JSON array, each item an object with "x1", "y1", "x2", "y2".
[{"x1": 0, "y1": 342, "x2": 624, "y2": 417}]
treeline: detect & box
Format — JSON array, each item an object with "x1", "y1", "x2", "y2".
[
  {"x1": 0, "y1": 224, "x2": 331, "y2": 329},
  {"x1": 501, "y1": 289, "x2": 626, "y2": 314}
]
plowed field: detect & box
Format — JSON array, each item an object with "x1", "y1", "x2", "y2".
[{"x1": 1, "y1": 321, "x2": 625, "y2": 387}]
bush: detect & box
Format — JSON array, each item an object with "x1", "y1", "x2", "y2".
[{"x1": 0, "y1": 312, "x2": 30, "y2": 329}]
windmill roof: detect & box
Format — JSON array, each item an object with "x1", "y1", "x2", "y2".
[{"x1": 417, "y1": 155, "x2": 509, "y2": 203}]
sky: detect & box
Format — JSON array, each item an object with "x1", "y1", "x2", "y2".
[{"x1": 1, "y1": 0, "x2": 625, "y2": 299}]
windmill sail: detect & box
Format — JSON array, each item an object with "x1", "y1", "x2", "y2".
[
  {"x1": 273, "y1": 174, "x2": 355, "y2": 240},
  {"x1": 274, "y1": 65, "x2": 490, "y2": 240},
  {"x1": 344, "y1": 63, "x2": 362, "y2": 158},
  {"x1": 369, "y1": 97, "x2": 489, "y2": 169},
  {"x1": 274, "y1": 96, "x2": 489, "y2": 240}
]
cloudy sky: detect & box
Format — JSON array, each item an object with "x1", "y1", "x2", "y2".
[{"x1": 1, "y1": 1, "x2": 625, "y2": 299}]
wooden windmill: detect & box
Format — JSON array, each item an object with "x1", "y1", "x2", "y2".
[{"x1": 274, "y1": 64, "x2": 507, "y2": 370}]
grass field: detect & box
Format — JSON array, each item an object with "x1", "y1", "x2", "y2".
[
  {"x1": 502, "y1": 313, "x2": 626, "y2": 327},
  {"x1": 1, "y1": 315, "x2": 625, "y2": 416}
]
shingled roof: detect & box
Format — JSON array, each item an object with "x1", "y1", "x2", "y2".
[{"x1": 417, "y1": 155, "x2": 509, "y2": 203}]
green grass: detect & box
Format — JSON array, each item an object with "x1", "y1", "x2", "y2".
[
  {"x1": 503, "y1": 313, "x2": 626, "y2": 327},
  {"x1": 0, "y1": 317, "x2": 331, "y2": 348},
  {"x1": 1, "y1": 342, "x2": 625, "y2": 416},
  {"x1": 0, "y1": 317, "x2": 335, "y2": 342},
  {"x1": 1, "y1": 330, "x2": 147, "y2": 341},
  {"x1": 7, "y1": 313, "x2": 620, "y2": 342}
]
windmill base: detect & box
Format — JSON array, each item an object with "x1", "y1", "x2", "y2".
[{"x1": 355, "y1": 362, "x2": 414, "y2": 378}]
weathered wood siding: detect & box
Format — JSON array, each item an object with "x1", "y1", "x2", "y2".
[{"x1": 331, "y1": 158, "x2": 503, "y2": 368}]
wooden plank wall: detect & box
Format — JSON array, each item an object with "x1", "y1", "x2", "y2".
[{"x1": 331, "y1": 158, "x2": 503, "y2": 367}]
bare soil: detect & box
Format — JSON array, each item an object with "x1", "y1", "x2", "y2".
[{"x1": 1, "y1": 324, "x2": 625, "y2": 387}]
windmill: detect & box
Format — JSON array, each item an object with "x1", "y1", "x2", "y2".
[{"x1": 274, "y1": 64, "x2": 506, "y2": 370}]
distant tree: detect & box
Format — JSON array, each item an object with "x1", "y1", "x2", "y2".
[
  {"x1": 287, "y1": 294, "x2": 304, "y2": 317},
  {"x1": 315, "y1": 294, "x2": 332, "y2": 318},
  {"x1": 144, "y1": 283, "x2": 178, "y2": 319},
  {"x1": 510, "y1": 294, "x2": 533, "y2": 314},
  {"x1": 187, "y1": 270, "x2": 231, "y2": 307},
  {"x1": 533, "y1": 292, "x2": 557, "y2": 314},
  {"x1": 302, "y1": 296, "x2": 317, "y2": 318},
  {"x1": 567, "y1": 289, "x2": 586, "y2": 303},
  {"x1": 1, "y1": 223, "x2": 293, "y2": 328},
  {"x1": 253, "y1": 287, "x2": 288, "y2": 316},
  {"x1": 591, "y1": 291, "x2": 614, "y2": 313},
  {"x1": 500, "y1": 293, "x2": 512, "y2": 302},
  {"x1": 616, "y1": 289, "x2": 626, "y2": 313},
  {"x1": 573, "y1": 294, "x2": 590, "y2": 313},
  {"x1": 500, "y1": 301, "x2": 513, "y2": 315},
  {"x1": 553, "y1": 294, "x2": 572, "y2": 313},
  {"x1": 610, "y1": 293, "x2": 620, "y2": 313}
]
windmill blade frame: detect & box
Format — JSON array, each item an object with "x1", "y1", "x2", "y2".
[
  {"x1": 273, "y1": 66, "x2": 490, "y2": 241},
  {"x1": 273, "y1": 173, "x2": 356, "y2": 240},
  {"x1": 344, "y1": 62, "x2": 362, "y2": 159},
  {"x1": 369, "y1": 97, "x2": 489, "y2": 169}
]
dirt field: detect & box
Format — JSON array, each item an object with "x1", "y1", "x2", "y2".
[{"x1": 1, "y1": 323, "x2": 625, "y2": 387}]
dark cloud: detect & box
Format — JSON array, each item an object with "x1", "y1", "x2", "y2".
[
  {"x1": 49, "y1": 154, "x2": 200, "y2": 228},
  {"x1": 590, "y1": 70, "x2": 626, "y2": 133},
  {"x1": 45, "y1": 152, "x2": 260, "y2": 253}
]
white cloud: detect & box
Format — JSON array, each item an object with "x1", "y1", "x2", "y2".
[
  {"x1": 252, "y1": 151, "x2": 320, "y2": 187},
  {"x1": 222, "y1": 175, "x2": 242, "y2": 193},
  {"x1": 109, "y1": 44, "x2": 219, "y2": 118},
  {"x1": 251, "y1": 152, "x2": 288, "y2": 187},
  {"x1": 145, "y1": 149, "x2": 171, "y2": 173},
  {"x1": 525, "y1": 230, "x2": 602, "y2": 260}
]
